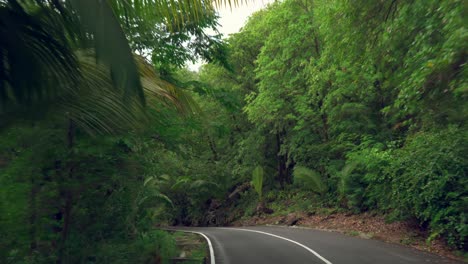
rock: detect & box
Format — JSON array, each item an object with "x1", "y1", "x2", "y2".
[
  {"x1": 256, "y1": 202, "x2": 274, "y2": 215},
  {"x1": 280, "y1": 213, "x2": 302, "y2": 226},
  {"x1": 289, "y1": 218, "x2": 301, "y2": 226}
]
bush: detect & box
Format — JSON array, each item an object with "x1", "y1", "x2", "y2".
[
  {"x1": 388, "y1": 127, "x2": 467, "y2": 249},
  {"x1": 344, "y1": 142, "x2": 392, "y2": 212},
  {"x1": 346, "y1": 126, "x2": 467, "y2": 249},
  {"x1": 92, "y1": 230, "x2": 177, "y2": 264}
]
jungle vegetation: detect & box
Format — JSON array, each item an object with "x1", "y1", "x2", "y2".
[{"x1": 0, "y1": 0, "x2": 466, "y2": 262}]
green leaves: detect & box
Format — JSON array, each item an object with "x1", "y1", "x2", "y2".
[
  {"x1": 1, "y1": 0, "x2": 206, "y2": 130},
  {"x1": 140, "y1": 176, "x2": 174, "y2": 207},
  {"x1": 388, "y1": 127, "x2": 468, "y2": 248},
  {"x1": 243, "y1": 0, "x2": 317, "y2": 133},
  {"x1": 69, "y1": 0, "x2": 145, "y2": 103},
  {"x1": 251, "y1": 166, "x2": 264, "y2": 199},
  {"x1": 293, "y1": 166, "x2": 326, "y2": 196},
  {"x1": 0, "y1": 2, "x2": 79, "y2": 112},
  {"x1": 198, "y1": 0, "x2": 465, "y2": 249},
  {"x1": 2, "y1": 0, "x2": 466, "y2": 256}
]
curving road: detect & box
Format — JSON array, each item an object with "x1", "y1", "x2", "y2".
[{"x1": 170, "y1": 226, "x2": 463, "y2": 264}]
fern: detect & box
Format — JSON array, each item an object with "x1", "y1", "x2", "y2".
[
  {"x1": 140, "y1": 176, "x2": 173, "y2": 207},
  {"x1": 338, "y1": 162, "x2": 357, "y2": 198},
  {"x1": 293, "y1": 166, "x2": 327, "y2": 195},
  {"x1": 138, "y1": 192, "x2": 173, "y2": 208}
]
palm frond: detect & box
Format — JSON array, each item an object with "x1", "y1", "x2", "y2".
[
  {"x1": 172, "y1": 177, "x2": 191, "y2": 190},
  {"x1": 1, "y1": 0, "x2": 216, "y2": 134},
  {"x1": 251, "y1": 166, "x2": 264, "y2": 198},
  {"x1": 67, "y1": 0, "x2": 144, "y2": 103},
  {"x1": 135, "y1": 55, "x2": 199, "y2": 115},
  {"x1": 58, "y1": 52, "x2": 146, "y2": 135},
  {"x1": 293, "y1": 166, "x2": 327, "y2": 196},
  {"x1": 109, "y1": 0, "x2": 247, "y2": 31},
  {"x1": 138, "y1": 192, "x2": 174, "y2": 207},
  {"x1": 338, "y1": 162, "x2": 357, "y2": 198},
  {"x1": 190, "y1": 179, "x2": 219, "y2": 189},
  {"x1": 58, "y1": 52, "x2": 198, "y2": 136},
  {"x1": 0, "y1": 3, "x2": 79, "y2": 112},
  {"x1": 139, "y1": 175, "x2": 174, "y2": 207}
]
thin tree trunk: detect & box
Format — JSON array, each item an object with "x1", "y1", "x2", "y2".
[
  {"x1": 321, "y1": 114, "x2": 329, "y2": 142},
  {"x1": 276, "y1": 132, "x2": 289, "y2": 188},
  {"x1": 67, "y1": 119, "x2": 75, "y2": 149},
  {"x1": 207, "y1": 135, "x2": 218, "y2": 161},
  {"x1": 57, "y1": 119, "x2": 76, "y2": 263},
  {"x1": 29, "y1": 177, "x2": 38, "y2": 255},
  {"x1": 61, "y1": 192, "x2": 73, "y2": 245}
]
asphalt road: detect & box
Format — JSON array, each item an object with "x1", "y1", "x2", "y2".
[{"x1": 171, "y1": 226, "x2": 463, "y2": 264}]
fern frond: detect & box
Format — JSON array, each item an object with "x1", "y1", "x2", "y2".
[{"x1": 293, "y1": 166, "x2": 327, "y2": 195}]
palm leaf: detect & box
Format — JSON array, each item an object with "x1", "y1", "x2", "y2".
[
  {"x1": 53, "y1": 52, "x2": 144, "y2": 135},
  {"x1": 58, "y1": 52, "x2": 197, "y2": 136},
  {"x1": 138, "y1": 192, "x2": 174, "y2": 207},
  {"x1": 1, "y1": 0, "x2": 227, "y2": 133},
  {"x1": 338, "y1": 162, "x2": 357, "y2": 197},
  {"x1": 251, "y1": 166, "x2": 264, "y2": 199},
  {"x1": 135, "y1": 55, "x2": 199, "y2": 115},
  {"x1": 0, "y1": 3, "x2": 79, "y2": 112},
  {"x1": 68, "y1": 0, "x2": 144, "y2": 103},
  {"x1": 293, "y1": 166, "x2": 327, "y2": 196},
  {"x1": 171, "y1": 177, "x2": 191, "y2": 190},
  {"x1": 190, "y1": 179, "x2": 220, "y2": 190},
  {"x1": 109, "y1": 0, "x2": 246, "y2": 31}
]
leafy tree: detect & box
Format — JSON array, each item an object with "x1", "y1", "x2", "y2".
[
  {"x1": 187, "y1": 0, "x2": 467, "y2": 250},
  {"x1": 0, "y1": 0, "x2": 236, "y2": 262},
  {"x1": 1, "y1": 0, "x2": 467, "y2": 260}
]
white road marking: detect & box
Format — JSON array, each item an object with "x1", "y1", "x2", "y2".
[
  {"x1": 218, "y1": 227, "x2": 333, "y2": 264},
  {"x1": 174, "y1": 230, "x2": 216, "y2": 264}
]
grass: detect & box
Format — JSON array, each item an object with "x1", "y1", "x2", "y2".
[
  {"x1": 171, "y1": 231, "x2": 209, "y2": 263},
  {"x1": 346, "y1": 230, "x2": 360, "y2": 237},
  {"x1": 344, "y1": 230, "x2": 375, "y2": 239}
]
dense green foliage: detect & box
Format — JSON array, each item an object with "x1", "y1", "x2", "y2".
[
  {"x1": 156, "y1": 0, "x2": 467, "y2": 250},
  {"x1": 0, "y1": 0, "x2": 221, "y2": 262},
  {"x1": 1, "y1": 0, "x2": 467, "y2": 262}
]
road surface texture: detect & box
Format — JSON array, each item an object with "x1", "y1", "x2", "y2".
[{"x1": 170, "y1": 226, "x2": 463, "y2": 264}]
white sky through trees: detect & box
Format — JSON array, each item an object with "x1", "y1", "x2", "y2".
[{"x1": 187, "y1": 0, "x2": 275, "y2": 71}]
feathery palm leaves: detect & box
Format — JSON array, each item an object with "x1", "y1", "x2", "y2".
[
  {"x1": 0, "y1": 2, "x2": 79, "y2": 111},
  {"x1": 251, "y1": 166, "x2": 264, "y2": 199},
  {"x1": 293, "y1": 166, "x2": 327, "y2": 196},
  {"x1": 1, "y1": 0, "x2": 219, "y2": 133}
]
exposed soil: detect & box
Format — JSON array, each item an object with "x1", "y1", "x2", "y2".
[{"x1": 231, "y1": 211, "x2": 466, "y2": 262}]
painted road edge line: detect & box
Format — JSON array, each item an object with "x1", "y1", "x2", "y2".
[
  {"x1": 197, "y1": 232, "x2": 216, "y2": 264},
  {"x1": 219, "y1": 227, "x2": 332, "y2": 264},
  {"x1": 172, "y1": 230, "x2": 216, "y2": 264}
]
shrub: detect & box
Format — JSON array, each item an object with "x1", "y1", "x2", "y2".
[{"x1": 388, "y1": 127, "x2": 467, "y2": 249}]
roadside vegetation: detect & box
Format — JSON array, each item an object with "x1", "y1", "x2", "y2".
[
  {"x1": 0, "y1": 0, "x2": 466, "y2": 263},
  {"x1": 171, "y1": 232, "x2": 209, "y2": 263}
]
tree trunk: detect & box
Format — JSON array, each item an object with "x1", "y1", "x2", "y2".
[
  {"x1": 29, "y1": 177, "x2": 38, "y2": 255},
  {"x1": 321, "y1": 114, "x2": 329, "y2": 142},
  {"x1": 57, "y1": 119, "x2": 76, "y2": 263},
  {"x1": 276, "y1": 131, "x2": 293, "y2": 187},
  {"x1": 207, "y1": 135, "x2": 218, "y2": 161},
  {"x1": 61, "y1": 192, "x2": 73, "y2": 245}
]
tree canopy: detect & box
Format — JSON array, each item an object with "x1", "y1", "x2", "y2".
[{"x1": 0, "y1": 0, "x2": 466, "y2": 262}]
